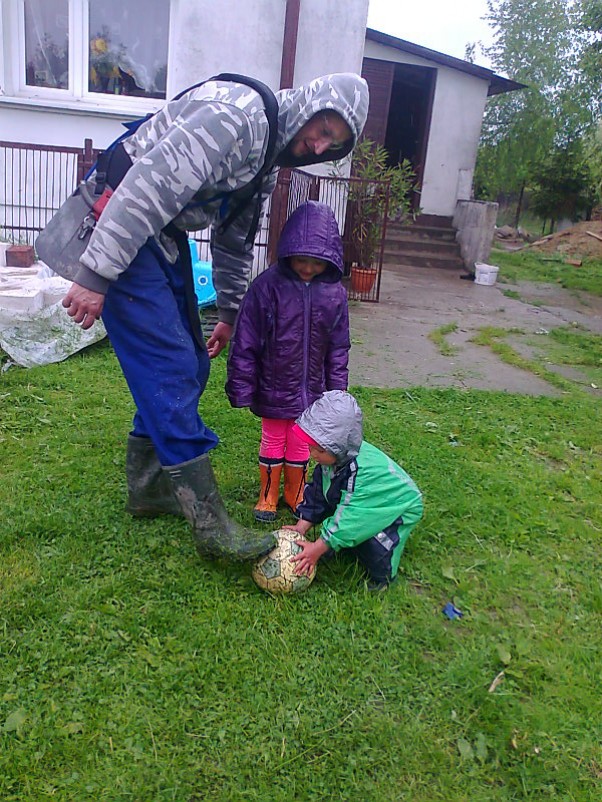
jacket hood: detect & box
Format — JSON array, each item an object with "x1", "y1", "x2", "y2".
[
  {"x1": 296, "y1": 390, "x2": 363, "y2": 464},
  {"x1": 275, "y1": 73, "x2": 369, "y2": 167},
  {"x1": 277, "y1": 201, "x2": 343, "y2": 278}
]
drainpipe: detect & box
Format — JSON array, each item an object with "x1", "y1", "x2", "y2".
[
  {"x1": 268, "y1": 0, "x2": 301, "y2": 262},
  {"x1": 280, "y1": 0, "x2": 301, "y2": 89}
]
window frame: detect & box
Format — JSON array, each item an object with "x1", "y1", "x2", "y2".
[{"x1": 4, "y1": 0, "x2": 169, "y2": 115}]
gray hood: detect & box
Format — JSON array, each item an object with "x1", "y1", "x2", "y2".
[
  {"x1": 275, "y1": 73, "x2": 369, "y2": 167},
  {"x1": 296, "y1": 390, "x2": 364, "y2": 464}
]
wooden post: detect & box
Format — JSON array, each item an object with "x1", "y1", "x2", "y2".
[
  {"x1": 267, "y1": 169, "x2": 292, "y2": 264},
  {"x1": 265, "y1": 0, "x2": 302, "y2": 264},
  {"x1": 280, "y1": 0, "x2": 301, "y2": 89},
  {"x1": 78, "y1": 138, "x2": 95, "y2": 183},
  {"x1": 309, "y1": 176, "x2": 320, "y2": 200}
]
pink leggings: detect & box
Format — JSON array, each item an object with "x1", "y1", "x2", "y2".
[{"x1": 259, "y1": 418, "x2": 310, "y2": 462}]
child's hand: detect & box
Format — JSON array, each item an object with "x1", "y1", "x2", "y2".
[
  {"x1": 291, "y1": 538, "x2": 329, "y2": 576},
  {"x1": 281, "y1": 520, "x2": 312, "y2": 537}
]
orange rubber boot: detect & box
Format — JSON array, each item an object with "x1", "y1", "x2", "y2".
[
  {"x1": 283, "y1": 460, "x2": 308, "y2": 517},
  {"x1": 254, "y1": 459, "x2": 283, "y2": 523}
]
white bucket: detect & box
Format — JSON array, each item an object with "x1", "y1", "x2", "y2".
[{"x1": 474, "y1": 262, "x2": 499, "y2": 286}]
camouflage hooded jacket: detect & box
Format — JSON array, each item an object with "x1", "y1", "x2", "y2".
[{"x1": 75, "y1": 74, "x2": 369, "y2": 324}]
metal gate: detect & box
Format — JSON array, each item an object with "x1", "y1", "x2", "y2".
[{"x1": 1, "y1": 139, "x2": 388, "y2": 301}]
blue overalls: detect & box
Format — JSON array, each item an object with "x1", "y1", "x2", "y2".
[
  {"x1": 85, "y1": 108, "x2": 221, "y2": 468},
  {"x1": 101, "y1": 237, "x2": 219, "y2": 466},
  {"x1": 91, "y1": 75, "x2": 272, "y2": 468}
]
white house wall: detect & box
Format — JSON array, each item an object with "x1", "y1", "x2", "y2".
[
  {"x1": 167, "y1": 0, "x2": 368, "y2": 102},
  {"x1": 293, "y1": 2, "x2": 368, "y2": 84},
  {"x1": 363, "y1": 40, "x2": 489, "y2": 217},
  {"x1": 0, "y1": 105, "x2": 130, "y2": 149},
  {"x1": 168, "y1": 0, "x2": 286, "y2": 92}
]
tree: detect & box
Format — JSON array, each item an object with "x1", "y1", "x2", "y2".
[
  {"x1": 483, "y1": 0, "x2": 597, "y2": 139},
  {"x1": 476, "y1": 0, "x2": 601, "y2": 224},
  {"x1": 580, "y1": 0, "x2": 602, "y2": 101},
  {"x1": 582, "y1": 125, "x2": 602, "y2": 206},
  {"x1": 530, "y1": 141, "x2": 598, "y2": 230}
]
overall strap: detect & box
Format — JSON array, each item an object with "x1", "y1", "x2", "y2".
[
  {"x1": 207, "y1": 73, "x2": 279, "y2": 242},
  {"x1": 87, "y1": 79, "x2": 211, "y2": 189},
  {"x1": 209, "y1": 72, "x2": 279, "y2": 175},
  {"x1": 162, "y1": 223, "x2": 206, "y2": 351}
]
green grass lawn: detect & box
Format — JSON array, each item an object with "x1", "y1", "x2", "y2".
[
  {"x1": 1, "y1": 338, "x2": 601, "y2": 801},
  {"x1": 492, "y1": 248, "x2": 602, "y2": 297}
]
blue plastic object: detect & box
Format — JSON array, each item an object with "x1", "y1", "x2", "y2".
[
  {"x1": 188, "y1": 240, "x2": 217, "y2": 308},
  {"x1": 442, "y1": 602, "x2": 463, "y2": 620}
]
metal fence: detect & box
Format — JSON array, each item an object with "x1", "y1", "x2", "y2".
[
  {"x1": 1, "y1": 138, "x2": 388, "y2": 301},
  {"x1": 0, "y1": 139, "x2": 98, "y2": 246}
]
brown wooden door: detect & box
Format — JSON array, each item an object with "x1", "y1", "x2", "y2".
[{"x1": 361, "y1": 58, "x2": 394, "y2": 145}]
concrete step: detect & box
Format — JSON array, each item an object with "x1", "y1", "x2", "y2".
[
  {"x1": 386, "y1": 225, "x2": 458, "y2": 242},
  {"x1": 413, "y1": 213, "x2": 454, "y2": 228},
  {"x1": 383, "y1": 237, "x2": 461, "y2": 256},
  {"x1": 387, "y1": 214, "x2": 455, "y2": 231},
  {"x1": 384, "y1": 214, "x2": 463, "y2": 270}
]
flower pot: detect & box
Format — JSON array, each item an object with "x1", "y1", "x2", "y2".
[{"x1": 350, "y1": 266, "x2": 377, "y2": 295}]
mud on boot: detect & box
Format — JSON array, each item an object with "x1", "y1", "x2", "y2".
[
  {"x1": 165, "y1": 454, "x2": 276, "y2": 561},
  {"x1": 126, "y1": 435, "x2": 182, "y2": 518}
]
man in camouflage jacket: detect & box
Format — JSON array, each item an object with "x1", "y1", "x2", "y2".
[{"x1": 61, "y1": 72, "x2": 369, "y2": 562}]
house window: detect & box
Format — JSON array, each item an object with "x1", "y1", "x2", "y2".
[
  {"x1": 88, "y1": 1, "x2": 168, "y2": 98},
  {"x1": 17, "y1": 0, "x2": 169, "y2": 102}
]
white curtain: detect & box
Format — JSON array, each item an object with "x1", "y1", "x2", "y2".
[{"x1": 24, "y1": 0, "x2": 69, "y2": 89}]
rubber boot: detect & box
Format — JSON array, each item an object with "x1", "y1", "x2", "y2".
[
  {"x1": 125, "y1": 435, "x2": 182, "y2": 518},
  {"x1": 254, "y1": 459, "x2": 283, "y2": 523},
  {"x1": 283, "y1": 460, "x2": 308, "y2": 517},
  {"x1": 164, "y1": 454, "x2": 276, "y2": 561}
]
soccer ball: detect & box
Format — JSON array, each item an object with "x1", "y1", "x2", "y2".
[{"x1": 252, "y1": 529, "x2": 317, "y2": 595}]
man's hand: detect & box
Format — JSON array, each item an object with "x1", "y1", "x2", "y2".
[
  {"x1": 206, "y1": 321, "x2": 233, "y2": 358},
  {"x1": 62, "y1": 283, "x2": 105, "y2": 330},
  {"x1": 291, "y1": 537, "x2": 329, "y2": 576}
]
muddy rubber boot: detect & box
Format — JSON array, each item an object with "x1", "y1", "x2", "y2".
[
  {"x1": 126, "y1": 435, "x2": 182, "y2": 517},
  {"x1": 283, "y1": 460, "x2": 308, "y2": 517},
  {"x1": 164, "y1": 454, "x2": 276, "y2": 561},
  {"x1": 254, "y1": 459, "x2": 283, "y2": 523}
]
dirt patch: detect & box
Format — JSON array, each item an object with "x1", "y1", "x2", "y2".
[
  {"x1": 524, "y1": 221, "x2": 602, "y2": 260},
  {"x1": 348, "y1": 264, "x2": 602, "y2": 395}
]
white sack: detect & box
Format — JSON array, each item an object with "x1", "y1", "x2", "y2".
[{"x1": 0, "y1": 263, "x2": 106, "y2": 368}]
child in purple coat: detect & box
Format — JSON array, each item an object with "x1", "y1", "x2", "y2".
[{"x1": 226, "y1": 200, "x2": 350, "y2": 522}]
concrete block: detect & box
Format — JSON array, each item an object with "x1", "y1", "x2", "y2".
[{"x1": 6, "y1": 245, "x2": 36, "y2": 268}]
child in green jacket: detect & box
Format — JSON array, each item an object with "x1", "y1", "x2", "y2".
[{"x1": 286, "y1": 390, "x2": 423, "y2": 591}]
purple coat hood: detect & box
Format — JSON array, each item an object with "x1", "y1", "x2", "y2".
[{"x1": 226, "y1": 201, "x2": 349, "y2": 419}]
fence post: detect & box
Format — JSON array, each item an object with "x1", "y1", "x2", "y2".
[
  {"x1": 267, "y1": 168, "x2": 291, "y2": 264},
  {"x1": 309, "y1": 175, "x2": 320, "y2": 200},
  {"x1": 78, "y1": 138, "x2": 95, "y2": 183}
]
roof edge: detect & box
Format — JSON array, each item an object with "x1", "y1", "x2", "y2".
[{"x1": 365, "y1": 27, "x2": 526, "y2": 96}]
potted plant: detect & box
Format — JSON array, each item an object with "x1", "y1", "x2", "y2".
[
  {"x1": 350, "y1": 263, "x2": 378, "y2": 294},
  {"x1": 339, "y1": 140, "x2": 417, "y2": 296}
]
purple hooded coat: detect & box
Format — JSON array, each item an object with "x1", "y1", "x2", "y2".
[{"x1": 226, "y1": 201, "x2": 350, "y2": 419}]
